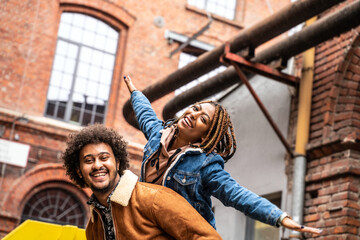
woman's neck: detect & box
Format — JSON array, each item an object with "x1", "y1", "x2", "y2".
[{"x1": 168, "y1": 136, "x2": 189, "y2": 151}]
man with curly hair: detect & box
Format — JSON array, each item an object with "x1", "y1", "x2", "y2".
[{"x1": 63, "y1": 124, "x2": 221, "y2": 240}]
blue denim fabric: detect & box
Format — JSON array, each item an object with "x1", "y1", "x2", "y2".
[{"x1": 130, "y1": 90, "x2": 283, "y2": 229}]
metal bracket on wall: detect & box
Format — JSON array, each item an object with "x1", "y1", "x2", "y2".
[
  {"x1": 169, "y1": 13, "x2": 213, "y2": 58},
  {"x1": 220, "y1": 42, "x2": 297, "y2": 158}
]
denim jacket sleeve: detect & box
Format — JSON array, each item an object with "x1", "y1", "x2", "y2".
[
  {"x1": 130, "y1": 90, "x2": 164, "y2": 140},
  {"x1": 202, "y1": 156, "x2": 283, "y2": 226}
]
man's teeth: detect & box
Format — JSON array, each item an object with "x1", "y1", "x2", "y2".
[{"x1": 93, "y1": 173, "x2": 106, "y2": 177}]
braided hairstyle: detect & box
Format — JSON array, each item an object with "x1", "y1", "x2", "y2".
[
  {"x1": 62, "y1": 124, "x2": 129, "y2": 188},
  {"x1": 175, "y1": 100, "x2": 237, "y2": 162}
]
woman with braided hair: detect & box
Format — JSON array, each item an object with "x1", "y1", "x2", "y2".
[{"x1": 124, "y1": 76, "x2": 321, "y2": 236}]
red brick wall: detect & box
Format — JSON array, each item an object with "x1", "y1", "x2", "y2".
[{"x1": 288, "y1": 2, "x2": 360, "y2": 238}]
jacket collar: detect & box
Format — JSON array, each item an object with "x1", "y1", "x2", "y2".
[{"x1": 89, "y1": 170, "x2": 138, "y2": 222}]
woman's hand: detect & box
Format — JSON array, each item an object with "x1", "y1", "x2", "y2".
[
  {"x1": 123, "y1": 75, "x2": 137, "y2": 93},
  {"x1": 281, "y1": 217, "x2": 322, "y2": 236}
]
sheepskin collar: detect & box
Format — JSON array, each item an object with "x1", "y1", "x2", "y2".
[{"x1": 89, "y1": 170, "x2": 138, "y2": 222}]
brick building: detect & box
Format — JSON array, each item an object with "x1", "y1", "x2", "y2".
[{"x1": 0, "y1": 0, "x2": 359, "y2": 239}]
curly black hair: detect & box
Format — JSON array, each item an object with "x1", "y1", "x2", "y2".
[{"x1": 63, "y1": 124, "x2": 129, "y2": 188}]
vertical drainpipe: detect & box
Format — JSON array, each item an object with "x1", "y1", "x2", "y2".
[{"x1": 290, "y1": 16, "x2": 317, "y2": 240}]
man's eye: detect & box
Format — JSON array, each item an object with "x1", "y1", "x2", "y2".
[
  {"x1": 192, "y1": 106, "x2": 199, "y2": 111},
  {"x1": 100, "y1": 155, "x2": 109, "y2": 161},
  {"x1": 84, "y1": 159, "x2": 93, "y2": 163}
]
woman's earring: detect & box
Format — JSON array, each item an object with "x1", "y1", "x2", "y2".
[{"x1": 174, "y1": 125, "x2": 179, "y2": 139}]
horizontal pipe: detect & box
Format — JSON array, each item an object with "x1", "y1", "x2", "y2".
[
  {"x1": 162, "y1": 0, "x2": 360, "y2": 120},
  {"x1": 123, "y1": 0, "x2": 346, "y2": 127}
]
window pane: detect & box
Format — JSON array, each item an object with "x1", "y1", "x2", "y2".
[
  {"x1": 64, "y1": 58, "x2": 76, "y2": 74},
  {"x1": 82, "y1": 111, "x2": 92, "y2": 125},
  {"x1": 69, "y1": 26, "x2": 82, "y2": 43},
  {"x1": 61, "y1": 13, "x2": 73, "y2": 24},
  {"x1": 188, "y1": 0, "x2": 205, "y2": 8},
  {"x1": 67, "y1": 44, "x2": 78, "y2": 59},
  {"x1": 101, "y1": 69, "x2": 112, "y2": 85},
  {"x1": 89, "y1": 66, "x2": 101, "y2": 81},
  {"x1": 77, "y1": 62, "x2": 90, "y2": 78},
  {"x1": 91, "y1": 50, "x2": 103, "y2": 67},
  {"x1": 79, "y1": 47, "x2": 92, "y2": 63},
  {"x1": 84, "y1": 16, "x2": 97, "y2": 32},
  {"x1": 56, "y1": 103, "x2": 66, "y2": 119},
  {"x1": 107, "y1": 28, "x2": 118, "y2": 40},
  {"x1": 98, "y1": 84, "x2": 110, "y2": 100},
  {"x1": 47, "y1": 86, "x2": 59, "y2": 100},
  {"x1": 53, "y1": 55, "x2": 65, "y2": 71},
  {"x1": 74, "y1": 77, "x2": 87, "y2": 94},
  {"x1": 96, "y1": 103, "x2": 106, "y2": 114},
  {"x1": 56, "y1": 40, "x2": 67, "y2": 56},
  {"x1": 94, "y1": 114, "x2": 104, "y2": 124},
  {"x1": 102, "y1": 54, "x2": 114, "y2": 70},
  {"x1": 50, "y1": 71, "x2": 62, "y2": 88},
  {"x1": 58, "y1": 23, "x2": 71, "y2": 39},
  {"x1": 71, "y1": 108, "x2": 81, "y2": 122},
  {"x1": 82, "y1": 30, "x2": 95, "y2": 47},
  {"x1": 72, "y1": 93, "x2": 84, "y2": 107},
  {"x1": 73, "y1": 14, "x2": 85, "y2": 28},
  {"x1": 96, "y1": 21, "x2": 108, "y2": 36},
  {"x1": 86, "y1": 81, "x2": 97, "y2": 97},
  {"x1": 46, "y1": 102, "x2": 56, "y2": 116},
  {"x1": 62, "y1": 74, "x2": 73, "y2": 90},
  {"x1": 105, "y1": 38, "x2": 118, "y2": 53}
]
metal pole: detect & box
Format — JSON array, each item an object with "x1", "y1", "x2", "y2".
[{"x1": 230, "y1": 61, "x2": 294, "y2": 158}]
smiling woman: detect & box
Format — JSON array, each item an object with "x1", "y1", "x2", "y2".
[{"x1": 123, "y1": 75, "x2": 322, "y2": 236}]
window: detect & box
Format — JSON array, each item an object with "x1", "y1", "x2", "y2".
[
  {"x1": 175, "y1": 51, "x2": 226, "y2": 96},
  {"x1": 174, "y1": 51, "x2": 226, "y2": 116},
  {"x1": 188, "y1": 0, "x2": 237, "y2": 20},
  {"x1": 245, "y1": 192, "x2": 282, "y2": 240},
  {"x1": 45, "y1": 13, "x2": 119, "y2": 126},
  {"x1": 21, "y1": 188, "x2": 87, "y2": 227}
]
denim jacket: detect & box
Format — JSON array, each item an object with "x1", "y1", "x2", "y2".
[{"x1": 130, "y1": 90, "x2": 283, "y2": 228}]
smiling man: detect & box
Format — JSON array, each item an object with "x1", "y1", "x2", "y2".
[{"x1": 62, "y1": 124, "x2": 221, "y2": 240}]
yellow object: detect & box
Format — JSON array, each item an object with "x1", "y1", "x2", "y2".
[
  {"x1": 3, "y1": 220, "x2": 86, "y2": 240},
  {"x1": 295, "y1": 16, "x2": 317, "y2": 155}
]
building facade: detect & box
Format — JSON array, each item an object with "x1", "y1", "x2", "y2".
[
  {"x1": 0, "y1": 0, "x2": 286, "y2": 237},
  {"x1": 1, "y1": 0, "x2": 359, "y2": 239}
]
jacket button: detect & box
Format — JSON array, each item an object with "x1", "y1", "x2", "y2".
[
  {"x1": 167, "y1": 176, "x2": 171, "y2": 180},
  {"x1": 182, "y1": 178, "x2": 186, "y2": 183}
]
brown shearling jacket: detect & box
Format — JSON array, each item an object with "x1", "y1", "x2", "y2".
[{"x1": 86, "y1": 170, "x2": 222, "y2": 240}]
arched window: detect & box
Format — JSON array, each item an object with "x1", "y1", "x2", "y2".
[
  {"x1": 21, "y1": 188, "x2": 87, "y2": 227},
  {"x1": 45, "y1": 12, "x2": 119, "y2": 126}
]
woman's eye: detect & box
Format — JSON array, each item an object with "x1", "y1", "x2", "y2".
[
  {"x1": 192, "y1": 106, "x2": 199, "y2": 111},
  {"x1": 201, "y1": 117, "x2": 206, "y2": 123}
]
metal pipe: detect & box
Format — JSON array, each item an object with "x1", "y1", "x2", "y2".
[
  {"x1": 162, "y1": 0, "x2": 360, "y2": 120},
  {"x1": 123, "y1": 0, "x2": 346, "y2": 127},
  {"x1": 289, "y1": 16, "x2": 317, "y2": 240}
]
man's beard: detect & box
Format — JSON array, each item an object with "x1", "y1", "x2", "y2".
[{"x1": 89, "y1": 169, "x2": 119, "y2": 193}]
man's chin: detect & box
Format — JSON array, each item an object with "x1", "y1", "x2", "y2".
[{"x1": 90, "y1": 184, "x2": 111, "y2": 193}]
